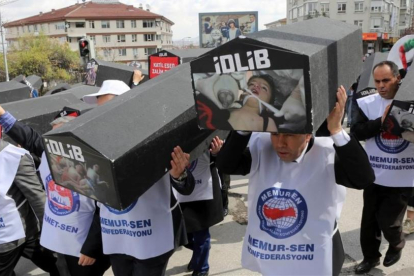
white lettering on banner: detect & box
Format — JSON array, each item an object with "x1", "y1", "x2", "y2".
[
  {"x1": 369, "y1": 155, "x2": 414, "y2": 170},
  {"x1": 213, "y1": 49, "x2": 271, "y2": 74},
  {"x1": 247, "y1": 235, "x2": 314, "y2": 261},
  {"x1": 44, "y1": 139, "x2": 84, "y2": 162},
  {"x1": 100, "y1": 218, "x2": 153, "y2": 237},
  {"x1": 152, "y1": 63, "x2": 177, "y2": 69},
  {"x1": 44, "y1": 214, "x2": 79, "y2": 233},
  {"x1": 0, "y1": 217, "x2": 5, "y2": 228}
]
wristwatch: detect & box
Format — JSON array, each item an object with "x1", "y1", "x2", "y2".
[{"x1": 173, "y1": 169, "x2": 188, "y2": 182}]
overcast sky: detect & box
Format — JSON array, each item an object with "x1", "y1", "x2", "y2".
[{"x1": 1, "y1": 0, "x2": 287, "y2": 40}]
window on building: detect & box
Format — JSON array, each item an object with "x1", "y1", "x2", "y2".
[
  {"x1": 22, "y1": 26, "x2": 25, "y2": 33},
  {"x1": 321, "y1": 3, "x2": 330, "y2": 12},
  {"x1": 371, "y1": 6, "x2": 382, "y2": 13},
  {"x1": 103, "y1": 35, "x2": 111, "y2": 43},
  {"x1": 101, "y1": 20, "x2": 110, "y2": 28},
  {"x1": 67, "y1": 37, "x2": 72, "y2": 43},
  {"x1": 117, "y1": 35, "x2": 126, "y2": 42},
  {"x1": 338, "y1": 3, "x2": 346, "y2": 13},
  {"x1": 55, "y1": 22, "x2": 65, "y2": 30},
  {"x1": 401, "y1": 0, "x2": 407, "y2": 8},
  {"x1": 131, "y1": 20, "x2": 137, "y2": 28},
  {"x1": 371, "y1": 18, "x2": 382, "y2": 29},
  {"x1": 104, "y1": 49, "x2": 112, "y2": 57},
  {"x1": 116, "y1": 20, "x2": 125, "y2": 28},
  {"x1": 298, "y1": 6, "x2": 303, "y2": 17},
  {"x1": 305, "y1": 3, "x2": 317, "y2": 15},
  {"x1": 118, "y1": 48, "x2": 127, "y2": 56},
  {"x1": 144, "y1": 48, "x2": 157, "y2": 55},
  {"x1": 143, "y1": 20, "x2": 155, "y2": 28},
  {"x1": 27, "y1": 25, "x2": 31, "y2": 32},
  {"x1": 75, "y1": 22, "x2": 85, "y2": 28},
  {"x1": 144, "y1": 34, "x2": 155, "y2": 41},
  {"x1": 90, "y1": 35, "x2": 95, "y2": 41},
  {"x1": 34, "y1": 25, "x2": 38, "y2": 32},
  {"x1": 354, "y1": 20, "x2": 363, "y2": 28},
  {"x1": 292, "y1": 8, "x2": 298, "y2": 19},
  {"x1": 89, "y1": 21, "x2": 95, "y2": 29},
  {"x1": 132, "y1": 34, "x2": 137, "y2": 42},
  {"x1": 156, "y1": 35, "x2": 161, "y2": 41},
  {"x1": 133, "y1": 48, "x2": 138, "y2": 57},
  {"x1": 355, "y1": 2, "x2": 363, "y2": 12}
]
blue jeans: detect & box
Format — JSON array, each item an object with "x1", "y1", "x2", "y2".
[{"x1": 188, "y1": 228, "x2": 210, "y2": 273}]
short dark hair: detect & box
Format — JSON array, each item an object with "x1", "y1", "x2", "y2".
[
  {"x1": 372, "y1": 60, "x2": 400, "y2": 77},
  {"x1": 249, "y1": 14, "x2": 255, "y2": 18},
  {"x1": 205, "y1": 17, "x2": 210, "y2": 22}
]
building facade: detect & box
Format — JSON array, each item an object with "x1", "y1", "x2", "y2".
[
  {"x1": 264, "y1": 18, "x2": 287, "y2": 29},
  {"x1": 4, "y1": 0, "x2": 174, "y2": 69},
  {"x1": 286, "y1": 0, "x2": 413, "y2": 53}
]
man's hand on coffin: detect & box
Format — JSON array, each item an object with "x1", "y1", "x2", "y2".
[
  {"x1": 210, "y1": 136, "x2": 224, "y2": 156},
  {"x1": 170, "y1": 146, "x2": 190, "y2": 179},
  {"x1": 327, "y1": 85, "x2": 347, "y2": 135}
]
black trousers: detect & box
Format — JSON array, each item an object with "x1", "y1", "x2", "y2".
[
  {"x1": 0, "y1": 236, "x2": 60, "y2": 276},
  {"x1": 109, "y1": 249, "x2": 174, "y2": 276},
  {"x1": 59, "y1": 253, "x2": 111, "y2": 276},
  {"x1": 360, "y1": 184, "x2": 414, "y2": 260}
]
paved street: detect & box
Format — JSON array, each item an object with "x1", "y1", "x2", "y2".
[{"x1": 15, "y1": 175, "x2": 414, "y2": 276}]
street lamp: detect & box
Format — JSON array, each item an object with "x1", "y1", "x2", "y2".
[
  {"x1": 181, "y1": 36, "x2": 191, "y2": 48},
  {"x1": 0, "y1": 0, "x2": 18, "y2": 82}
]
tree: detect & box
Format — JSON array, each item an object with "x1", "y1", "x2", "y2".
[{"x1": 0, "y1": 33, "x2": 81, "y2": 83}]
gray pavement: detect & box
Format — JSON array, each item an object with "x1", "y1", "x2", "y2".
[{"x1": 15, "y1": 176, "x2": 414, "y2": 276}]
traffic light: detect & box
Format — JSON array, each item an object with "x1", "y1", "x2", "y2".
[{"x1": 79, "y1": 39, "x2": 90, "y2": 57}]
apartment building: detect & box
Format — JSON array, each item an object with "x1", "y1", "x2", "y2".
[
  {"x1": 3, "y1": 0, "x2": 174, "y2": 69},
  {"x1": 286, "y1": 0, "x2": 413, "y2": 53}
]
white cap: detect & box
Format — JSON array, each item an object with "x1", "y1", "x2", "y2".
[{"x1": 83, "y1": 80, "x2": 130, "y2": 104}]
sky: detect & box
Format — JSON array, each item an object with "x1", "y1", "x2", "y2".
[{"x1": 1, "y1": 0, "x2": 287, "y2": 41}]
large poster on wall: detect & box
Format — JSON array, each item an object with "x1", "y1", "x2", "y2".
[{"x1": 199, "y1": 11, "x2": 258, "y2": 48}]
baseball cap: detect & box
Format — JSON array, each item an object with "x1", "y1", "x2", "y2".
[{"x1": 83, "y1": 80, "x2": 130, "y2": 104}]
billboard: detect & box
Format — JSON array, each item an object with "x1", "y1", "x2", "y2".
[{"x1": 199, "y1": 11, "x2": 258, "y2": 48}]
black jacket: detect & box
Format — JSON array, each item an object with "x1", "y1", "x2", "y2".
[{"x1": 179, "y1": 155, "x2": 223, "y2": 233}]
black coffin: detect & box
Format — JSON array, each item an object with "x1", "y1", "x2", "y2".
[
  {"x1": 168, "y1": 49, "x2": 211, "y2": 63},
  {"x1": 92, "y1": 59, "x2": 149, "y2": 87},
  {"x1": 191, "y1": 17, "x2": 363, "y2": 133},
  {"x1": 1, "y1": 93, "x2": 84, "y2": 143},
  {"x1": 383, "y1": 69, "x2": 414, "y2": 139},
  {"x1": 0, "y1": 81, "x2": 31, "y2": 104},
  {"x1": 43, "y1": 63, "x2": 224, "y2": 209},
  {"x1": 46, "y1": 83, "x2": 72, "y2": 95}
]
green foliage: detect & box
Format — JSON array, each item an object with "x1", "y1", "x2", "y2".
[{"x1": 0, "y1": 33, "x2": 81, "y2": 82}]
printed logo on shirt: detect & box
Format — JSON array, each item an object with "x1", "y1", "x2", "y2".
[
  {"x1": 0, "y1": 217, "x2": 5, "y2": 228},
  {"x1": 106, "y1": 199, "x2": 138, "y2": 215},
  {"x1": 375, "y1": 132, "x2": 409, "y2": 154},
  {"x1": 186, "y1": 159, "x2": 198, "y2": 173},
  {"x1": 257, "y1": 188, "x2": 307, "y2": 239},
  {"x1": 46, "y1": 175, "x2": 80, "y2": 216}
]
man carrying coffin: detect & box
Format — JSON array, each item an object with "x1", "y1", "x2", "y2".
[
  {"x1": 216, "y1": 86, "x2": 375, "y2": 276},
  {"x1": 0, "y1": 105, "x2": 111, "y2": 275},
  {"x1": 351, "y1": 61, "x2": 414, "y2": 273},
  {"x1": 0, "y1": 140, "x2": 59, "y2": 275}
]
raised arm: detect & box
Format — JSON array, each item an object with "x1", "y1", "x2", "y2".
[{"x1": 216, "y1": 131, "x2": 252, "y2": 176}]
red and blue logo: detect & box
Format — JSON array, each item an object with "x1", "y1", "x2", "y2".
[
  {"x1": 257, "y1": 188, "x2": 307, "y2": 239},
  {"x1": 187, "y1": 159, "x2": 198, "y2": 173},
  {"x1": 106, "y1": 199, "x2": 137, "y2": 215},
  {"x1": 375, "y1": 132, "x2": 409, "y2": 154},
  {"x1": 46, "y1": 175, "x2": 80, "y2": 216}
]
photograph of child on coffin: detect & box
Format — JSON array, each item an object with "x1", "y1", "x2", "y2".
[
  {"x1": 194, "y1": 69, "x2": 307, "y2": 133},
  {"x1": 50, "y1": 155, "x2": 109, "y2": 200}
]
